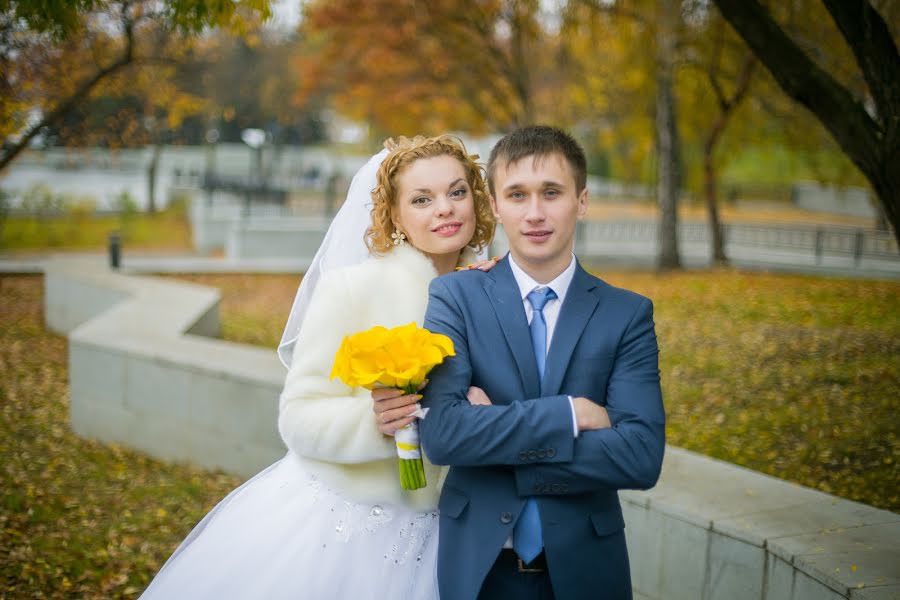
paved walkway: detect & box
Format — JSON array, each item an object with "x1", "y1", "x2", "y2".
[
  {"x1": 0, "y1": 253, "x2": 311, "y2": 274},
  {"x1": 2, "y1": 249, "x2": 898, "y2": 280},
  {"x1": 579, "y1": 240, "x2": 900, "y2": 279}
]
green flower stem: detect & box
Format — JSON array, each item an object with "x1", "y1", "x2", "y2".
[
  {"x1": 407, "y1": 460, "x2": 415, "y2": 488},
  {"x1": 415, "y1": 456, "x2": 426, "y2": 487},
  {"x1": 400, "y1": 458, "x2": 426, "y2": 490},
  {"x1": 396, "y1": 383, "x2": 427, "y2": 491}
]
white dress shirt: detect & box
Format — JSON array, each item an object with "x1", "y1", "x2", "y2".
[
  {"x1": 507, "y1": 253, "x2": 580, "y2": 438},
  {"x1": 504, "y1": 253, "x2": 580, "y2": 549}
]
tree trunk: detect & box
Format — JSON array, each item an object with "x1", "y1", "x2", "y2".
[
  {"x1": 655, "y1": 0, "x2": 682, "y2": 270},
  {"x1": 703, "y1": 129, "x2": 727, "y2": 265},
  {"x1": 146, "y1": 142, "x2": 163, "y2": 214},
  {"x1": 702, "y1": 52, "x2": 756, "y2": 266},
  {"x1": 869, "y1": 168, "x2": 900, "y2": 241},
  {"x1": 510, "y1": 1, "x2": 533, "y2": 125},
  {"x1": 711, "y1": 0, "x2": 900, "y2": 245}
]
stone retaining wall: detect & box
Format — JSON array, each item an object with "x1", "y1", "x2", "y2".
[
  {"x1": 225, "y1": 217, "x2": 327, "y2": 261},
  {"x1": 621, "y1": 449, "x2": 898, "y2": 599},
  {"x1": 45, "y1": 258, "x2": 286, "y2": 477}
]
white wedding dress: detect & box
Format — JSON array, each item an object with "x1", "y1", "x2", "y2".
[
  {"x1": 140, "y1": 243, "x2": 464, "y2": 600},
  {"x1": 140, "y1": 148, "x2": 482, "y2": 600},
  {"x1": 140, "y1": 452, "x2": 439, "y2": 599}
]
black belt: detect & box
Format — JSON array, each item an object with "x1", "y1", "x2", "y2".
[{"x1": 499, "y1": 549, "x2": 548, "y2": 573}]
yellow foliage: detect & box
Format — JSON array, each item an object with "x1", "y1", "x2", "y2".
[
  {"x1": 2, "y1": 0, "x2": 272, "y2": 158},
  {"x1": 296, "y1": 0, "x2": 550, "y2": 135}
]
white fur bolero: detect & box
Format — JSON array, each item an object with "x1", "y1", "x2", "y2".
[{"x1": 278, "y1": 245, "x2": 475, "y2": 511}]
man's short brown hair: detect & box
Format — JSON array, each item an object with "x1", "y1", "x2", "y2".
[{"x1": 487, "y1": 125, "x2": 587, "y2": 196}]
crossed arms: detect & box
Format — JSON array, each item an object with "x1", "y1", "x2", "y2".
[{"x1": 418, "y1": 277, "x2": 666, "y2": 495}]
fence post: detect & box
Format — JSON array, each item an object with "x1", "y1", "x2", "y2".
[
  {"x1": 324, "y1": 173, "x2": 338, "y2": 219},
  {"x1": 108, "y1": 231, "x2": 121, "y2": 270},
  {"x1": 854, "y1": 229, "x2": 865, "y2": 266},
  {"x1": 815, "y1": 228, "x2": 824, "y2": 264},
  {"x1": 575, "y1": 220, "x2": 587, "y2": 255},
  {"x1": 243, "y1": 189, "x2": 252, "y2": 219}
]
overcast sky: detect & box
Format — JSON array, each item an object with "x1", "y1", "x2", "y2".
[{"x1": 270, "y1": 0, "x2": 302, "y2": 30}]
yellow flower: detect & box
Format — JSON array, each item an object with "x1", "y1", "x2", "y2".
[
  {"x1": 330, "y1": 322, "x2": 453, "y2": 491},
  {"x1": 330, "y1": 322, "x2": 455, "y2": 391}
]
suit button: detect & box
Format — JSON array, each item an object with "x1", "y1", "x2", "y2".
[
  {"x1": 500, "y1": 512, "x2": 513, "y2": 524},
  {"x1": 543, "y1": 484, "x2": 552, "y2": 493},
  {"x1": 533, "y1": 483, "x2": 542, "y2": 493},
  {"x1": 528, "y1": 450, "x2": 538, "y2": 460},
  {"x1": 547, "y1": 448, "x2": 556, "y2": 458},
  {"x1": 519, "y1": 451, "x2": 528, "y2": 461},
  {"x1": 551, "y1": 483, "x2": 561, "y2": 493},
  {"x1": 561, "y1": 484, "x2": 569, "y2": 492},
  {"x1": 536, "y1": 449, "x2": 547, "y2": 459}
]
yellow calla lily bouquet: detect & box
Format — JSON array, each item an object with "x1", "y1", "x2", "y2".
[{"x1": 330, "y1": 322, "x2": 455, "y2": 490}]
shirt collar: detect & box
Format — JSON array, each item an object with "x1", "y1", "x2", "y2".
[{"x1": 507, "y1": 252, "x2": 577, "y2": 306}]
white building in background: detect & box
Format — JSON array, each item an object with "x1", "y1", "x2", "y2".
[{"x1": 321, "y1": 110, "x2": 369, "y2": 146}]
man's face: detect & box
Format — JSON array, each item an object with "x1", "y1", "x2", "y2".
[{"x1": 490, "y1": 152, "x2": 587, "y2": 273}]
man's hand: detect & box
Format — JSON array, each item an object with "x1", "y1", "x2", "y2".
[
  {"x1": 466, "y1": 386, "x2": 492, "y2": 406},
  {"x1": 572, "y1": 397, "x2": 611, "y2": 432},
  {"x1": 372, "y1": 385, "x2": 423, "y2": 436}
]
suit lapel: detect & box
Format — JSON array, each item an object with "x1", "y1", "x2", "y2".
[
  {"x1": 484, "y1": 258, "x2": 541, "y2": 399},
  {"x1": 541, "y1": 262, "x2": 603, "y2": 396}
]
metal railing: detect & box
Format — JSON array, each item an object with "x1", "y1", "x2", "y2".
[{"x1": 578, "y1": 221, "x2": 899, "y2": 265}]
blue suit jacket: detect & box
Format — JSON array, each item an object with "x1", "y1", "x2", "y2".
[{"x1": 419, "y1": 256, "x2": 665, "y2": 600}]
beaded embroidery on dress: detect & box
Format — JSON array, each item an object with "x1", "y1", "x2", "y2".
[{"x1": 140, "y1": 453, "x2": 439, "y2": 599}]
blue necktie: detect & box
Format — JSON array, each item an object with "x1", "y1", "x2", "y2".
[{"x1": 514, "y1": 286, "x2": 558, "y2": 564}]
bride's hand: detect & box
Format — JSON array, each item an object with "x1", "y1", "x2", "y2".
[
  {"x1": 372, "y1": 383, "x2": 424, "y2": 436},
  {"x1": 456, "y1": 256, "x2": 501, "y2": 272},
  {"x1": 466, "y1": 386, "x2": 491, "y2": 406}
]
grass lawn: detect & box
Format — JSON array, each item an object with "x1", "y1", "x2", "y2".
[
  {"x1": 1, "y1": 269, "x2": 897, "y2": 597},
  {"x1": 0, "y1": 276, "x2": 240, "y2": 598},
  {"x1": 600, "y1": 269, "x2": 899, "y2": 508},
  {"x1": 0, "y1": 208, "x2": 192, "y2": 253}
]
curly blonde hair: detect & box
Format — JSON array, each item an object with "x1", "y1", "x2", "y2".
[{"x1": 365, "y1": 135, "x2": 495, "y2": 255}]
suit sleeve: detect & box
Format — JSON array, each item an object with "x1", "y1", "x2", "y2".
[
  {"x1": 278, "y1": 269, "x2": 396, "y2": 464},
  {"x1": 513, "y1": 297, "x2": 666, "y2": 494},
  {"x1": 418, "y1": 277, "x2": 576, "y2": 467}
]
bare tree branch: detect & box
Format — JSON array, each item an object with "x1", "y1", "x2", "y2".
[
  {"x1": 713, "y1": 0, "x2": 900, "y2": 242},
  {"x1": 0, "y1": 17, "x2": 137, "y2": 172},
  {"x1": 821, "y1": 0, "x2": 900, "y2": 141},
  {"x1": 712, "y1": 0, "x2": 882, "y2": 172}
]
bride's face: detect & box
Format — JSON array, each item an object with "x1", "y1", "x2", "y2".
[{"x1": 391, "y1": 154, "x2": 476, "y2": 258}]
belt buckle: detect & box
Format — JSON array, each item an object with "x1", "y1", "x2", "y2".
[{"x1": 517, "y1": 557, "x2": 544, "y2": 573}]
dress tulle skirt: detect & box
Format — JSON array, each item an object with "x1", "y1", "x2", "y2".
[{"x1": 140, "y1": 452, "x2": 440, "y2": 599}]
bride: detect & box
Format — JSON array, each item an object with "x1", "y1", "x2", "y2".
[{"x1": 139, "y1": 135, "x2": 496, "y2": 599}]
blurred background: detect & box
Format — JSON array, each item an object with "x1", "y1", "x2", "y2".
[
  {"x1": 1, "y1": 1, "x2": 898, "y2": 597},
  {"x1": 1, "y1": 0, "x2": 898, "y2": 268}
]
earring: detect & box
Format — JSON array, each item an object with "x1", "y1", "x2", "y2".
[{"x1": 391, "y1": 230, "x2": 407, "y2": 246}]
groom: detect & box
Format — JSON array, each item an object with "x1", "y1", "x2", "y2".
[{"x1": 419, "y1": 125, "x2": 665, "y2": 600}]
